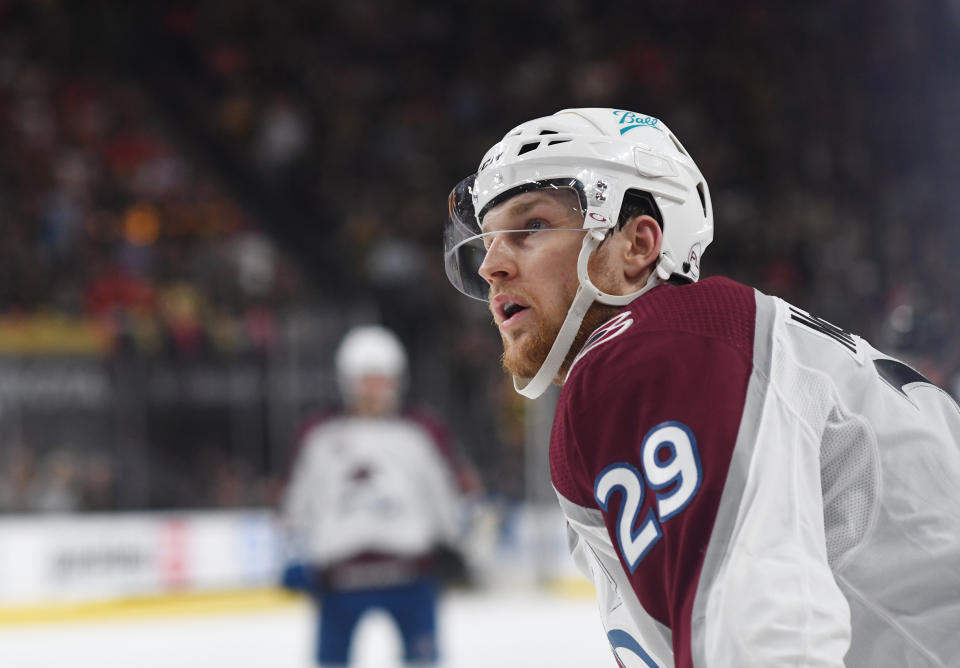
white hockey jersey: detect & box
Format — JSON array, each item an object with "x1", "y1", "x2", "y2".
[
  {"x1": 283, "y1": 411, "x2": 464, "y2": 572},
  {"x1": 551, "y1": 277, "x2": 960, "y2": 667}
]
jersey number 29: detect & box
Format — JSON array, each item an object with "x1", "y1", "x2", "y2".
[{"x1": 594, "y1": 421, "x2": 703, "y2": 572}]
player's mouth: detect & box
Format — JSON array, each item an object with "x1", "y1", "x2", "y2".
[{"x1": 492, "y1": 294, "x2": 531, "y2": 330}]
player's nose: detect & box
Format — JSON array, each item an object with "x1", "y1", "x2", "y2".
[{"x1": 477, "y1": 234, "x2": 517, "y2": 285}]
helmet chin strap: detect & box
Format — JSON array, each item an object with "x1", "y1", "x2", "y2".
[{"x1": 513, "y1": 229, "x2": 664, "y2": 399}]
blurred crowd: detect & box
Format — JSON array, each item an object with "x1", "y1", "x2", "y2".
[
  {"x1": 0, "y1": 441, "x2": 280, "y2": 512},
  {"x1": 0, "y1": 8, "x2": 304, "y2": 359},
  {"x1": 0, "y1": 444, "x2": 116, "y2": 513},
  {"x1": 146, "y1": 0, "x2": 959, "y2": 382},
  {"x1": 0, "y1": 0, "x2": 958, "y2": 511}
]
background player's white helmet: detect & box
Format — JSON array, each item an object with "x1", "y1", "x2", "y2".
[
  {"x1": 335, "y1": 325, "x2": 407, "y2": 399},
  {"x1": 444, "y1": 108, "x2": 713, "y2": 398}
]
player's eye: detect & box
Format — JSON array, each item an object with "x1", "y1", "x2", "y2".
[
  {"x1": 524, "y1": 219, "x2": 547, "y2": 234},
  {"x1": 481, "y1": 220, "x2": 548, "y2": 251}
]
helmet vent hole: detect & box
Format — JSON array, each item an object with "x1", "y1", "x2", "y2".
[
  {"x1": 668, "y1": 133, "x2": 688, "y2": 157},
  {"x1": 547, "y1": 139, "x2": 572, "y2": 146},
  {"x1": 696, "y1": 182, "x2": 707, "y2": 216},
  {"x1": 518, "y1": 142, "x2": 541, "y2": 156},
  {"x1": 538, "y1": 129, "x2": 559, "y2": 135}
]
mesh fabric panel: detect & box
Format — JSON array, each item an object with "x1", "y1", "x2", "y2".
[{"x1": 820, "y1": 409, "x2": 879, "y2": 569}]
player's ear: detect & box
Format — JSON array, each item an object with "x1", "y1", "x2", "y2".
[{"x1": 620, "y1": 215, "x2": 662, "y2": 282}]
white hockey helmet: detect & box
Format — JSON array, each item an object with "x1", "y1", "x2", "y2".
[
  {"x1": 444, "y1": 108, "x2": 713, "y2": 398},
  {"x1": 335, "y1": 325, "x2": 407, "y2": 399}
]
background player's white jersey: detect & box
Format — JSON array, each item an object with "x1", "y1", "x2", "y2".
[
  {"x1": 283, "y1": 414, "x2": 463, "y2": 568},
  {"x1": 551, "y1": 277, "x2": 960, "y2": 667}
]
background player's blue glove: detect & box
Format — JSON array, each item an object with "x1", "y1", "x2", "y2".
[{"x1": 280, "y1": 561, "x2": 315, "y2": 593}]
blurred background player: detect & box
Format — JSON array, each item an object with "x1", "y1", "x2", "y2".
[{"x1": 280, "y1": 325, "x2": 478, "y2": 667}]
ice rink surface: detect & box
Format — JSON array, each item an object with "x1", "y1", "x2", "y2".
[{"x1": 0, "y1": 589, "x2": 612, "y2": 668}]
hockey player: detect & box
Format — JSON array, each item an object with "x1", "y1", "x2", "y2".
[
  {"x1": 281, "y1": 325, "x2": 477, "y2": 667},
  {"x1": 443, "y1": 108, "x2": 960, "y2": 667}
]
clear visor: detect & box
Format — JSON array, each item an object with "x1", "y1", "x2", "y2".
[{"x1": 443, "y1": 176, "x2": 588, "y2": 301}]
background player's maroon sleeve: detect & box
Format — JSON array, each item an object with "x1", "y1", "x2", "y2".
[{"x1": 406, "y1": 406, "x2": 483, "y2": 495}]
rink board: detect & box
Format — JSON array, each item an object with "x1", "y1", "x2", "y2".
[
  {"x1": 0, "y1": 505, "x2": 588, "y2": 624},
  {"x1": 0, "y1": 511, "x2": 280, "y2": 608}
]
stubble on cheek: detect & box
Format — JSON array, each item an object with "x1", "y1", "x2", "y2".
[
  {"x1": 496, "y1": 264, "x2": 623, "y2": 384},
  {"x1": 498, "y1": 300, "x2": 621, "y2": 383},
  {"x1": 492, "y1": 226, "x2": 622, "y2": 383},
  {"x1": 500, "y1": 319, "x2": 554, "y2": 380}
]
